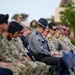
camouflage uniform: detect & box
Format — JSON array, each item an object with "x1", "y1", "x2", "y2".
[
  {"x1": 9, "y1": 38, "x2": 49, "y2": 75},
  {"x1": 13, "y1": 37, "x2": 28, "y2": 55},
  {"x1": 0, "y1": 33, "x2": 25, "y2": 75}
]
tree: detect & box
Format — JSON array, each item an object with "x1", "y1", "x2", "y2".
[
  {"x1": 11, "y1": 13, "x2": 29, "y2": 21},
  {"x1": 60, "y1": 2, "x2": 75, "y2": 36}
]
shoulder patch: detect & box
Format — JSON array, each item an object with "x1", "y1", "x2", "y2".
[{"x1": 48, "y1": 37, "x2": 52, "y2": 41}]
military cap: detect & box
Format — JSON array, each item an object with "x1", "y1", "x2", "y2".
[
  {"x1": 37, "y1": 18, "x2": 48, "y2": 28},
  {"x1": 17, "y1": 14, "x2": 22, "y2": 18},
  {"x1": 0, "y1": 14, "x2": 9, "y2": 24}
]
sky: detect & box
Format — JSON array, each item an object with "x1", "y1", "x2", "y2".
[{"x1": 0, "y1": 0, "x2": 61, "y2": 22}]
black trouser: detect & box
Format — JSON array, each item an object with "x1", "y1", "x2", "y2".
[
  {"x1": 33, "y1": 53, "x2": 69, "y2": 75},
  {"x1": 0, "y1": 67, "x2": 13, "y2": 75},
  {"x1": 33, "y1": 53, "x2": 60, "y2": 66}
]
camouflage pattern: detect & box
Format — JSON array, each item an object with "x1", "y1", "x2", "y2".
[
  {"x1": 0, "y1": 33, "x2": 26, "y2": 75},
  {"x1": 11, "y1": 37, "x2": 49, "y2": 75},
  {"x1": 14, "y1": 37, "x2": 28, "y2": 55}
]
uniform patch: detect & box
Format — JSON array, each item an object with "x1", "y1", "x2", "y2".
[{"x1": 48, "y1": 37, "x2": 52, "y2": 41}]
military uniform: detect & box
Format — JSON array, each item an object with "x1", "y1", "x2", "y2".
[
  {"x1": 0, "y1": 33, "x2": 25, "y2": 75},
  {"x1": 58, "y1": 37, "x2": 70, "y2": 51},
  {"x1": 16, "y1": 37, "x2": 28, "y2": 55},
  {"x1": 59, "y1": 35, "x2": 72, "y2": 51},
  {"x1": 9, "y1": 37, "x2": 49, "y2": 75},
  {"x1": 62, "y1": 35, "x2": 75, "y2": 50}
]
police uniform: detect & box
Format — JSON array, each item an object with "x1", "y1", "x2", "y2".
[
  {"x1": 59, "y1": 35, "x2": 71, "y2": 51},
  {"x1": 58, "y1": 38, "x2": 70, "y2": 51},
  {"x1": 29, "y1": 18, "x2": 61, "y2": 66},
  {"x1": 64, "y1": 36, "x2": 75, "y2": 50},
  {"x1": 47, "y1": 33, "x2": 59, "y2": 55},
  {"x1": 29, "y1": 30, "x2": 50, "y2": 55}
]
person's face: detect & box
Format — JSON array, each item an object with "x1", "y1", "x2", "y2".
[
  {"x1": 55, "y1": 31, "x2": 61, "y2": 38},
  {"x1": 23, "y1": 30, "x2": 31, "y2": 37},
  {"x1": 43, "y1": 29, "x2": 49, "y2": 37},
  {"x1": 17, "y1": 17, "x2": 22, "y2": 23},
  {"x1": 13, "y1": 31, "x2": 20, "y2": 38},
  {"x1": 41, "y1": 27, "x2": 45, "y2": 33},
  {"x1": 49, "y1": 26, "x2": 57, "y2": 35},
  {"x1": 0, "y1": 23, "x2": 9, "y2": 32},
  {"x1": 60, "y1": 26, "x2": 66, "y2": 35},
  {"x1": 65, "y1": 27, "x2": 70, "y2": 35}
]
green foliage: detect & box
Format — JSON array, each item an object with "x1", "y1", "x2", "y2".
[
  {"x1": 11, "y1": 13, "x2": 28, "y2": 21},
  {"x1": 71, "y1": 39, "x2": 75, "y2": 45},
  {"x1": 60, "y1": 2, "x2": 75, "y2": 30}
]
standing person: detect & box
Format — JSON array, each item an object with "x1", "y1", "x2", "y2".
[
  {"x1": 16, "y1": 14, "x2": 22, "y2": 24},
  {"x1": 0, "y1": 14, "x2": 13, "y2": 75},
  {"x1": 15, "y1": 14, "x2": 25, "y2": 27}
]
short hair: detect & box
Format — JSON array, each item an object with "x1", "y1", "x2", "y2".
[
  {"x1": 7, "y1": 21, "x2": 23, "y2": 34},
  {"x1": 65, "y1": 25, "x2": 69, "y2": 27},
  {"x1": 23, "y1": 26, "x2": 31, "y2": 31},
  {"x1": 48, "y1": 22, "x2": 56, "y2": 29},
  {"x1": 30, "y1": 20, "x2": 37, "y2": 28}
]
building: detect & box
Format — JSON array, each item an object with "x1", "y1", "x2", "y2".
[{"x1": 55, "y1": 0, "x2": 75, "y2": 22}]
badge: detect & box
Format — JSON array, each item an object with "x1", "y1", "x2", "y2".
[
  {"x1": 48, "y1": 37, "x2": 52, "y2": 41},
  {"x1": 59, "y1": 36, "x2": 62, "y2": 40}
]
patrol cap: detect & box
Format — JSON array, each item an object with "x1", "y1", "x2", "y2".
[
  {"x1": 17, "y1": 14, "x2": 22, "y2": 18},
  {"x1": 0, "y1": 14, "x2": 9, "y2": 24},
  {"x1": 37, "y1": 18, "x2": 48, "y2": 28},
  {"x1": 8, "y1": 21, "x2": 23, "y2": 34}
]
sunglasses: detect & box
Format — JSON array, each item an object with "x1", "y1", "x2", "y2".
[
  {"x1": 62, "y1": 28, "x2": 66, "y2": 31},
  {"x1": 52, "y1": 29, "x2": 57, "y2": 31},
  {"x1": 20, "y1": 32, "x2": 23, "y2": 34}
]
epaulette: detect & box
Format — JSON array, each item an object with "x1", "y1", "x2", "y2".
[{"x1": 48, "y1": 37, "x2": 52, "y2": 41}]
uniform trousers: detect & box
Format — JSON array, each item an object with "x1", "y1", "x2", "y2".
[{"x1": 33, "y1": 53, "x2": 68, "y2": 75}]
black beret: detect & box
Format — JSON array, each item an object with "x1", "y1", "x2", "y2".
[{"x1": 0, "y1": 14, "x2": 9, "y2": 24}]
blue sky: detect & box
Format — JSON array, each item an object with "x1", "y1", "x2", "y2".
[{"x1": 0, "y1": 0, "x2": 61, "y2": 22}]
